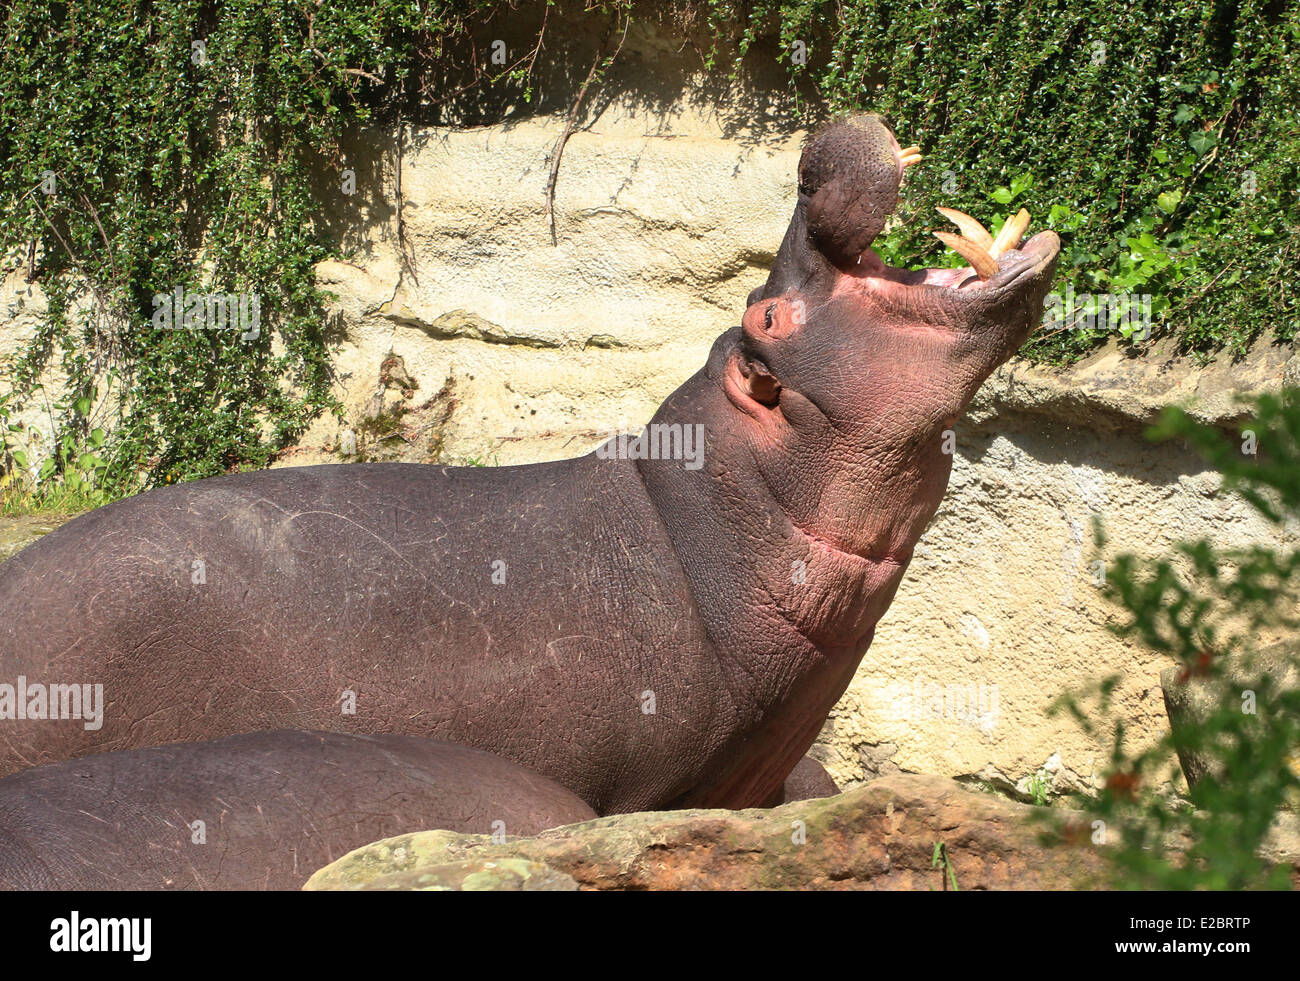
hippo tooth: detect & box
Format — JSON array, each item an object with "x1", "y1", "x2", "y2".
[
  {"x1": 899, "y1": 150, "x2": 923, "y2": 168},
  {"x1": 935, "y1": 207, "x2": 994, "y2": 250},
  {"x1": 990, "y1": 208, "x2": 1031, "y2": 257},
  {"x1": 933, "y1": 231, "x2": 998, "y2": 280}
]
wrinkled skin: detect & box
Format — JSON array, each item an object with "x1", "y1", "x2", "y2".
[
  {"x1": 0, "y1": 730, "x2": 596, "y2": 890},
  {"x1": 0, "y1": 114, "x2": 1058, "y2": 819}
]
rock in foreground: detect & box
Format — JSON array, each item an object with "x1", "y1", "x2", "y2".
[{"x1": 305, "y1": 774, "x2": 1109, "y2": 891}]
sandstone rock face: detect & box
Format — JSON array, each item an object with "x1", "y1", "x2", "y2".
[
  {"x1": 304, "y1": 774, "x2": 1110, "y2": 891},
  {"x1": 0, "y1": 515, "x2": 71, "y2": 562},
  {"x1": 2, "y1": 14, "x2": 1297, "y2": 804},
  {"x1": 297, "y1": 116, "x2": 802, "y2": 467}
]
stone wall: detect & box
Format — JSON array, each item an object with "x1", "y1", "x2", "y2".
[
  {"x1": 2, "y1": 10, "x2": 1296, "y2": 799},
  {"x1": 293, "y1": 15, "x2": 812, "y2": 468}
]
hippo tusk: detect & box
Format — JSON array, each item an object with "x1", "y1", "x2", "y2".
[
  {"x1": 990, "y1": 208, "x2": 1031, "y2": 257},
  {"x1": 933, "y1": 230, "x2": 999, "y2": 280},
  {"x1": 935, "y1": 207, "x2": 994, "y2": 250}
]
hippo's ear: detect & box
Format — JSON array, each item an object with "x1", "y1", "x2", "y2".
[
  {"x1": 728, "y1": 297, "x2": 803, "y2": 409},
  {"x1": 736, "y1": 357, "x2": 781, "y2": 407}
]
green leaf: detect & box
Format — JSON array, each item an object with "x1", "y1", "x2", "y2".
[{"x1": 1188, "y1": 131, "x2": 1217, "y2": 157}]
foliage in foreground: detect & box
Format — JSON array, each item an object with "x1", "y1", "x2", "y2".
[{"x1": 1052, "y1": 389, "x2": 1300, "y2": 889}]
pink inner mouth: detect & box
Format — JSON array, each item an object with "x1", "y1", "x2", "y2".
[
  {"x1": 850, "y1": 248, "x2": 980, "y2": 289},
  {"x1": 848, "y1": 231, "x2": 1059, "y2": 293}
]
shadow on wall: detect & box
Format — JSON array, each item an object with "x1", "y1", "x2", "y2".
[
  {"x1": 304, "y1": 1, "x2": 824, "y2": 265},
  {"x1": 962, "y1": 414, "x2": 1206, "y2": 486}
]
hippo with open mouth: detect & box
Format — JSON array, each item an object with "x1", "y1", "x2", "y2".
[{"x1": 0, "y1": 115, "x2": 1058, "y2": 845}]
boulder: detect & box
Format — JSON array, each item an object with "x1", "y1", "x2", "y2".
[
  {"x1": 305, "y1": 773, "x2": 1110, "y2": 891},
  {"x1": 359, "y1": 858, "x2": 579, "y2": 892}
]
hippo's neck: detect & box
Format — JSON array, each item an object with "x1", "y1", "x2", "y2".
[{"x1": 632, "y1": 338, "x2": 946, "y2": 807}]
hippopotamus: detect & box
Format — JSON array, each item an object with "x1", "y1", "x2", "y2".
[
  {"x1": 0, "y1": 114, "x2": 1059, "y2": 820},
  {"x1": 0, "y1": 730, "x2": 595, "y2": 889}
]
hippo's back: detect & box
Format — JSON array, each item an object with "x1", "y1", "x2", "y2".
[
  {"x1": 0, "y1": 729, "x2": 597, "y2": 889},
  {"x1": 0, "y1": 458, "x2": 724, "y2": 814}
]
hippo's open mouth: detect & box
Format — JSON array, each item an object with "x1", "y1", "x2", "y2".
[
  {"x1": 851, "y1": 223, "x2": 1061, "y2": 294},
  {"x1": 845, "y1": 119, "x2": 1059, "y2": 294},
  {"x1": 754, "y1": 113, "x2": 1061, "y2": 312}
]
